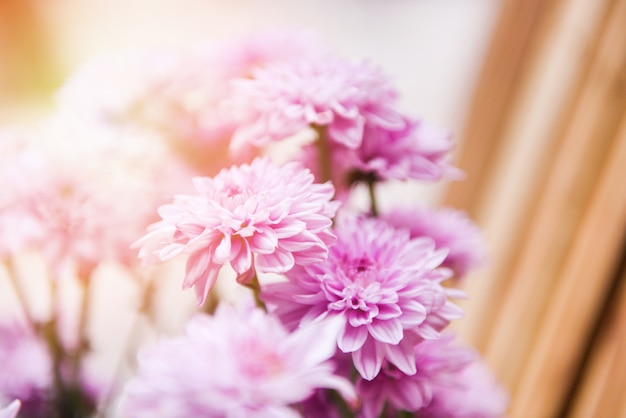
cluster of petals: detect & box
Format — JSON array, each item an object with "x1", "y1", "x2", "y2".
[
  {"x1": 383, "y1": 206, "x2": 487, "y2": 279},
  {"x1": 0, "y1": 401, "x2": 20, "y2": 418},
  {"x1": 0, "y1": 120, "x2": 186, "y2": 276},
  {"x1": 227, "y1": 57, "x2": 405, "y2": 153},
  {"x1": 419, "y1": 359, "x2": 510, "y2": 418},
  {"x1": 356, "y1": 334, "x2": 476, "y2": 417},
  {"x1": 133, "y1": 157, "x2": 339, "y2": 304},
  {"x1": 342, "y1": 118, "x2": 462, "y2": 183},
  {"x1": 0, "y1": 324, "x2": 52, "y2": 417},
  {"x1": 298, "y1": 117, "x2": 462, "y2": 197},
  {"x1": 262, "y1": 216, "x2": 464, "y2": 381},
  {"x1": 120, "y1": 302, "x2": 356, "y2": 418}
]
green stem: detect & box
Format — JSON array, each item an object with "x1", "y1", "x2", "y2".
[
  {"x1": 52, "y1": 269, "x2": 96, "y2": 418},
  {"x1": 313, "y1": 124, "x2": 332, "y2": 184},
  {"x1": 367, "y1": 178, "x2": 379, "y2": 217},
  {"x1": 99, "y1": 272, "x2": 157, "y2": 418},
  {"x1": 242, "y1": 273, "x2": 266, "y2": 311},
  {"x1": 2, "y1": 257, "x2": 37, "y2": 330}
]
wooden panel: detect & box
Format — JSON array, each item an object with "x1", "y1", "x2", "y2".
[
  {"x1": 451, "y1": 0, "x2": 610, "y2": 351},
  {"x1": 444, "y1": 0, "x2": 558, "y2": 216},
  {"x1": 569, "y1": 262, "x2": 626, "y2": 418},
  {"x1": 444, "y1": 0, "x2": 626, "y2": 416},
  {"x1": 510, "y1": 111, "x2": 626, "y2": 417}
]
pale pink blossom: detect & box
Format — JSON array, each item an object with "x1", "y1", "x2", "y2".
[
  {"x1": 419, "y1": 359, "x2": 510, "y2": 418},
  {"x1": 357, "y1": 334, "x2": 475, "y2": 418},
  {"x1": 133, "y1": 157, "x2": 339, "y2": 304},
  {"x1": 0, "y1": 120, "x2": 188, "y2": 276},
  {"x1": 262, "y1": 216, "x2": 464, "y2": 381},
  {"x1": 210, "y1": 28, "x2": 324, "y2": 78},
  {"x1": 120, "y1": 302, "x2": 356, "y2": 418},
  {"x1": 384, "y1": 206, "x2": 487, "y2": 279},
  {"x1": 0, "y1": 400, "x2": 20, "y2": 418},
  {"x1": 56, "y1": 48, "x2": 241, "y2": 175},
  {"x1": 56, "y1": 30, "x2": 322, "y2": 175},
  {"x1": 228, "y1": 57, "x2": 405, "y2": 153},
  {"x1": 0, "y1": 130, "x2": 47, "y2": 258}
]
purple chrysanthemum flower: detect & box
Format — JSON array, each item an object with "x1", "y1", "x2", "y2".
[
  {"x1": 133, "y1": 157, "x2": 340, "y2": 304},
  {"x1": 262, "y1": 216, "x2": 464, "y2": 381},
  {"x1": 227, "y1": 57, "x2": 405, "y2": 152},
  {"x1": 383, "y1": 206, "x2": 487, "y2": 279},
  {"x1": 344, "y1": 118, "x2": 462, "y2": 183},
  {"x1": 0, "y1": 324, "x2": 52, "y2": 417},
  {"x1": 120, "y1": 302, "x2": 356, "y2": 418},
  {"x1": 292, "y1": 117, "x2": 460, "y2": 203},
  {"x1": 356, "y1": 334, "x2": 475, "y2": 418},
  {"x1": 419, "y1": 359, "x2": 510, "y2": 418},
  {"x1": 0, "y1": 400, "x2": 20, "y2": 418}
]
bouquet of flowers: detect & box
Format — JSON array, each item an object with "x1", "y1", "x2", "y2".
[{"x1": 0, "y1": 30, "x2": 509, "y2": 417}]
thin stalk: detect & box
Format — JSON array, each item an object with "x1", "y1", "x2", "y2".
[
  {"x1": 313, "y1": 124, "x2": 332, "y2": 184},
  {"x1": 3, "y1": 257, "x2": 37, "y2": 330},
  {"x1": 98, "y1": 272, "x2": 157, "y2": 418},
  {"x1": 367, "y1": 178, "x2": 379, "y2": 217},
  {"x1": 53, "y1": 268, "x2": 96, "y2": 418},
  {"x1": 72, "y1": 272, "x2": 93, "y2": 382},
  {"x1": 242, "y1": 273, "x2": 266, "y2": 311}
]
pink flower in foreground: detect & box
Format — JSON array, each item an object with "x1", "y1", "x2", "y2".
[
  {"x1": 357, "y1": 334, "x2": 475, "y2": 418},
  {"x1": 120, "y1": 302, "x2": 356, "y2": 418},
  {"x1": 419, "y1": 359, "x2": 509, "y2": 418},
  {"x1": 0, "y1": 400, "x2": 20, "y2": 418},
  {"x1": 134, "y1": 157, "x2": 339, "y2": 304},
  {"x1": 383, "y1": 206, "x2": 487, "y2": 279},
  {"x1": 228, "y1": 57, "x2": 405, "y2": 152},
  {"x1": 262, "y1": 216, "x2": 464, "y2": 381}
]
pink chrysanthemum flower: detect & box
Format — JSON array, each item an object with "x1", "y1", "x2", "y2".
[
  {"x1": 419, "y1": 359, "x2": 510, "y2": 418},
  {"x1": 357, "y1": 334, "x2": 475, "y2": 418},
  {"x1": 133, "y1": 157, "x2": 339, "y2": 304},
  {"x1": 120, "y1": 302, "x2": 356, "y2": 418},
  {"x1": 262, "y1": 216, "x2": 464, "y2": 381},
  {"x1": 0, "y1": 324, "x2": 52, "y2": 416},
  {"x1": 0, "y1": 400, "x2": 20, "y2": 418},
  {"x1": 383, "y1": 206, "x2": 487, "y2": 279},
  {"x1": 227, "y1": 57, "x2": 405, "y2": 153}
]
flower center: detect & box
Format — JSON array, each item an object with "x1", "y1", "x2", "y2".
[
  {"x1": 324, "y1": 255, "x2": 385, "y2": 325},
  {"x1": 345, "y1": 256, "x2": 377, "y2": 286}
]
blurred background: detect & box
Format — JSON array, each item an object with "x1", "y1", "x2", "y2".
[{"x1": 1, "y1": 0, "x2": 624, "y2": 417}]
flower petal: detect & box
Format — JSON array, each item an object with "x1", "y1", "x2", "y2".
[{"x1": 338, "y1": 325, "x2": 368, "y2": 353}]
